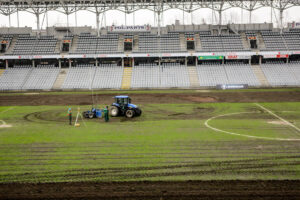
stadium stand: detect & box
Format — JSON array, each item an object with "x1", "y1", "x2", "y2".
[
  {"x1": 0, "y1": 23, "x2": 300, "y2": 90},
  {"x1": 92, "y1": 64, "x2": 123, "y2": 89},
  {"x1": 196, "y1": 63, "x2": 228, "y2": 86},
  {"x1": 131, "y1": 64, "x2": 160, "y2": 88},
  {"x1": 0, "y1": 65, "x2": 32, "y2": 90},
  {"x1": 260, "y1": 31, "x2": 288, "y2": 51},
  {"x1": 260, "y1": 61, "x2": 298, "y2": 86},
  {"x1": 74, "y1": 33, "x2": 119, "y2": 54},
  {"x1": 134, "y1": 33, "x2": 182, "y2": 53},
  {"x1": 10, "y1": 35, "x2": 58, "y2": 55},
  {"x1": 22, "y1": 65, "x2": 60, "y2": 90},
  {"x1": 160, "y1": 63, "x2": 190, "y2": 88},
  {"x1": 61, "y1": 65, "x2": 95, "y2": 89}
]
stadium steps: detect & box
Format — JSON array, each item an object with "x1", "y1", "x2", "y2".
[
  {"x1": 251, "y1": 65, "x2": 270, "y2": 86},
  {"x1": 70, "y1": 35, "x2": 78, "y2": 53},
  {"x1": 53, "y1": 69, "x2": 68, "y2": 89},
  {"x1": 257, "y1": 33, "x2": 266, "y2": 50},
  {"x1": 195, "y1": 34, "x2": 202, "y2": 51},
  {"x1": 0, "y1": 69, "x2": 5, "y2": 76},
  {"x1": 121, "y1": 67, "x2": 132, "y2": 89},
  {"x1": 118, "y1": 34, "x2": 124, "y2": 52},
  {"x1": 4, "y1": 36, "x2": 17, "y2": 55},
  {"x1": 55, "y1": 39, "x2": 61, "y2": 54},
  {"x1": 133, "y1": 35, "x2": 139, "y2": 52},
  {"x1": 187, "y1": 66, "x2": 200, "y2": 88},
  {"x1": 180, "y1": 33, "x2": 186, "y2": 51},
  {"x1": 240, "y1": 32, "x2": 250, "y2": 50}
]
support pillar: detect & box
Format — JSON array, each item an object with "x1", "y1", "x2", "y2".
[
  {"x1": 157, "y1": 11, "x2": 161, "y2": 36},
  {"x1": 58, "y1": 59, "x2": 61, "y2": 68},
  {"x1": 219, "y1": 10, "x2": 222, "y2": 25},
  {"x1": 279, "y1": 9, "x2": 284, "y2": 33},
  {"x1": 69, "y1": 59, "x2": 72, "y2": 68},
  {"x1": 132, "y1": 58, "x2": 135, "y2": 67},
  {"x1": 5, "y1": 60, "x2": 8, "y2": 69},
  {"x1": 185, "y1": 57, "x2": 188, "y2": 66},
  {"x1": 259, "y1": 56, "x2": 262, "y2": 65},
  {"x1": 195, "y1": 56, "x2": 198, "y2": 66},
  {"x1": 287, "y1": 57, "x2": 289, "y2": 63},
  {"x1": 95, "y1": 59, "x2": 98, "y2": 67},
  {"x1": 249, "y1": 58, "x2": 251, "y2": 65},
  {"x1": 122, "y1": 58, "x2": 124, "y2": 68},
  {"x1": 32, "y1": 60, "x2": 35, "y2": 68},
  {"x1": 36, "y1": 13, "x2": 40, "y2": 34},
  {"x1": 249, "y1": 10, "x2": 252, "y2": 24},
  {"x1": 17, "y1": 9, "x2": 20, "y2": 28},
  {"x1": 96, "y1": 12, "x2": 100, "y2": 36}
]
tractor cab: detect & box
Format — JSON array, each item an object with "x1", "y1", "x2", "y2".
[{"x1": 110, "y1": 95, "x2": 141, "y2": 118}]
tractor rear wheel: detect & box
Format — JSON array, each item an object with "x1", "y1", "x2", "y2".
[
  {"x1": 110, "y1": 106, "x2": 119, "y2": 117},
  {"x1": 125, "y1": 109, "x2": 135, "y2": 118}
]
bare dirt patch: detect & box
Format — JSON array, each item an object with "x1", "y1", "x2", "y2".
[
  {"x1": 0, "y1": 180, "x2": 300, "y2": 200},
  {"x1": 1, "y1": 90, "x2": 300, "y2": 106},
  {"x1": 268, "y1": 120, "x2": 289, "y2": 125}
]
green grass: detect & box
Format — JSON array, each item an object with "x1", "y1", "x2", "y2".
[{"x1": 1, "y1": 102, "x2": 300, "y2": 182}]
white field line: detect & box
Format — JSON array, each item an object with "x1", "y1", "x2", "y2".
[
  {"x1": 0, "y1": 107, "x2": 15, "y2": 114},
  {"x1": 0, "y1": 107, "x2": 14, "y2": 128},
  {"x1": 204, "y1": 111, "x2": 300, "y2": 141},
  {"x1": 255, "y1": 103, "x2": 300, "y2": 133}
]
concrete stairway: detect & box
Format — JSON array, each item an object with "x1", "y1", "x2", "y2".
[
  {"x1": 53, "y1": 69, "x2": 68, "y2": 89},
  {"x1": 55, "y1": 40, "x2": 61, "y2": 54},
  {"x1": 0, "y1": 69, "x2": 5, "y2": 76},
  {"x1": 187, "y1": 66, "x2": 200, "y2": 88},
  {"x1": 179, "y1": 33, "x2": 186, "y2": 51},
  {"x1": 251, "y1": 65, "x2": 270, "y2": 87},
  {"x1": 257, "y1": 33, "x2": 266, "y2": 50},
  {"x1": 133, "y1": 35, "x2": 139, "y2": 52},
  {"x1": 118, "y1": 34, "x2": 124, "y2": 52},
  {"x1": 240, "y1": 32, "x2": 250, "y2": 50},
  {"x1": 5, "y1": 36, "x2": 18, "y2": 55},
  {"x1": 121, "y1": 67, "x2": 132, "y2": 90},
  {"x1": 70, "y1": 35, "x2": 78, "y2": 53},
  {"x1": 195, "y1": 34, "x2": 202, "y2": 51}
]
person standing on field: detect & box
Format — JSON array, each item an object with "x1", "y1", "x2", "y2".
[
  {"x1": 103, "y1": 106, "x2": 109, "y2": 122},
  {"x1": 68, "y1": 108, "x2": 72, "y2": 125}
]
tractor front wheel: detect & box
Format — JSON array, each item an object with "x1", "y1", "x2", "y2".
[
  {"x1": 110, "y1": 106, "x2": 119, "y2": 117},
  {"x1": 125, "y1": 109, "x2": 135, "y2": 118}
]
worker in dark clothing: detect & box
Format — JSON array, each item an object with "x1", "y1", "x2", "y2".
[
  {"x1": 103, "y1": 106, "x2": 109, "y2": 122},
  {"x1": 68, "y1": 108, "x2": 72, "y2": 125}
]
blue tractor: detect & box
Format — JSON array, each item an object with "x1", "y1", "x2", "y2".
[{"x1": 110, "y1": 96, "x2": 142, "y2": 118}]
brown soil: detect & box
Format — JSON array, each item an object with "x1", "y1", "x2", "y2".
[
  {"x1": 1, "y1": 180, "x2": 300, "y2": 200},
  {"x1": 1, "y1": 91, "x2": 300, "y2": 106}
]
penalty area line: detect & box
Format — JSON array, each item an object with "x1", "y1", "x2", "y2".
[{"x1": 254, "y1": 103, "x2": 300, "y2": 133}]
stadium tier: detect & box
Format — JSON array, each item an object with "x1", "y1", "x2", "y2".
[{"x1": 0, "y1": 23, "x2": 300, "y2": 90}]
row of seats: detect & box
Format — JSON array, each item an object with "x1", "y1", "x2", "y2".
[
  {"x1": 2, "y1": 62, "x2": 300, "y2": 90},
  {"x1": 196, "y1": 63, "x2": 260, "y2": 86},
  {"x1": 132, "y1": 63, "x2": 190, "y2": 88},
  {"x1": 61, "y1": 64, "x2": 123, "y2": 89}
]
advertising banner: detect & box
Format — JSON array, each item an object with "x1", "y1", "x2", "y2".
[
  {"x1": 109, "y1": 25, "x2": 151, "y2": 32},
  {"x1": 198, "y1": 55, "x2": 224, "y2": 60},
  {"x1": 216, "y1": 84, "x2": 248, "y2": 90}
]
